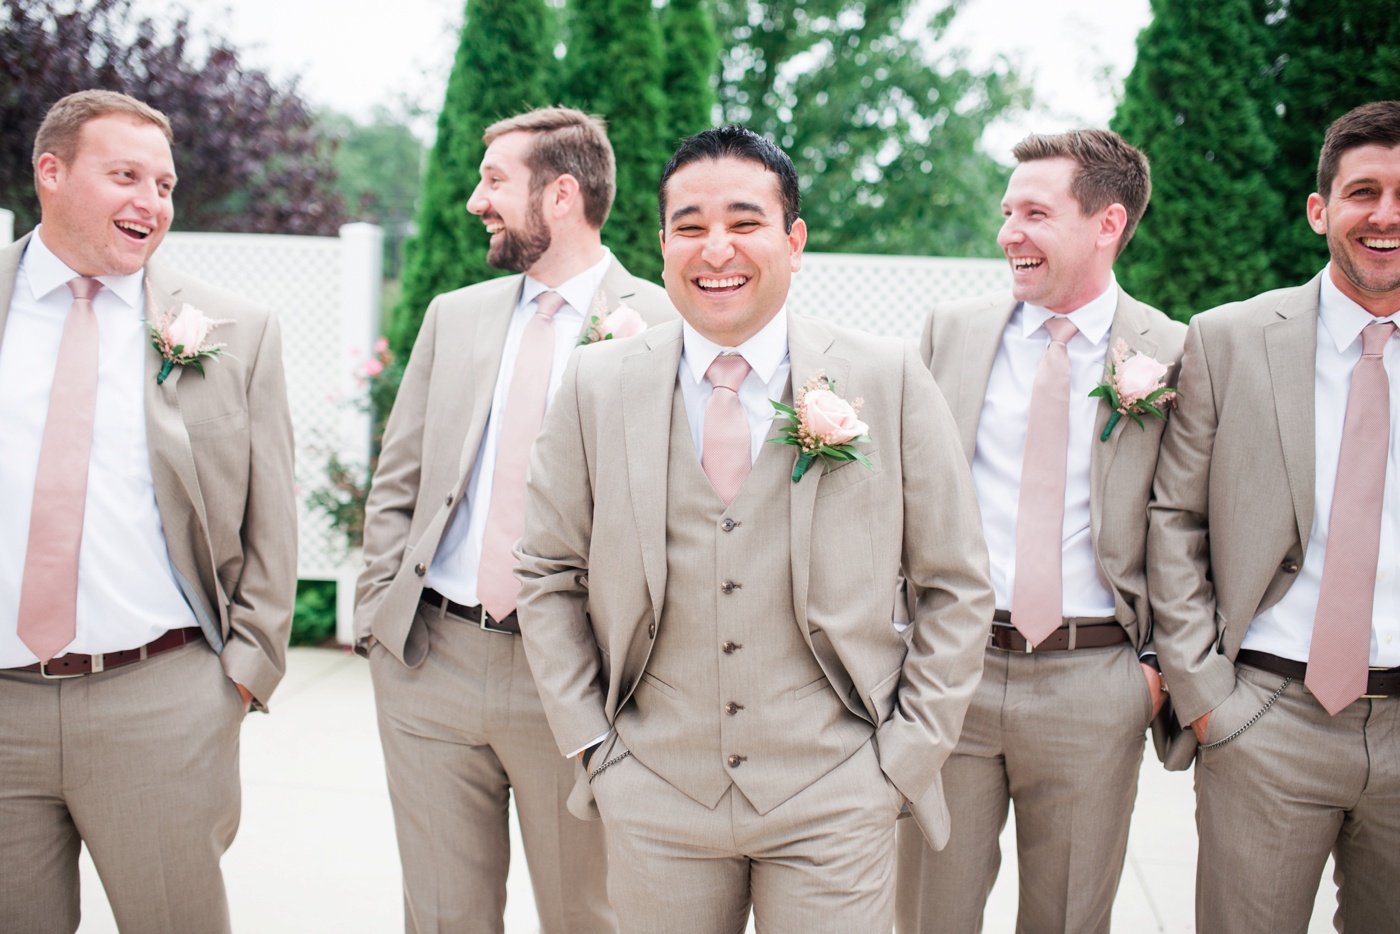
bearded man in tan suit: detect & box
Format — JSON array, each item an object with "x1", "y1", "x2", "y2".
[
  {"x1": 0, "y1": 91, "x2": 296, "y2": 933},
  {"x1": 1149, "y1": 102, "x2": 1400, "y2": 932},
  {"x1": 896, "y1": 130, "x2": 1184, "y2": 934},
  {"x1": 514, "y1": 126, "x2": 993, "y2": 933},
  {"x1": 355, "y1": 107, "x2": 673, "y2": 933}
]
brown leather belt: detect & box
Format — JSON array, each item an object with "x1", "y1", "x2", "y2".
[
  {"x1": 1237, "y1": 649, "x2": 1400, "y2": 698},
  {"x1": 989, "y1": 610, "x2": 1126, "y2": 652},
  {"x1": 421, "y1": 588, "x2": 520, "y2": 635},
  {"x1": 15, "y1": 627, "x2": 204, "y2": 678}
]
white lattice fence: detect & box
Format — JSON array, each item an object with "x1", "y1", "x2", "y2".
[{"x1": 792, "y1": 252, "x2": 1011, "y2": 339}]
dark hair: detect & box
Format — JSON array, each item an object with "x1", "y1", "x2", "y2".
[
  {"x1": 484, "y1": 107, "x2": 615, "y2": 229},
  {"x1": 1317, "y1": 101, "x2": 1400, "y2": 200},
  {"x1": 658, "y1": 125, "x2": 800, "y2": 232},
  {"x1": 1012, "y1": 129, "x2": 1151, "y2": 257}
]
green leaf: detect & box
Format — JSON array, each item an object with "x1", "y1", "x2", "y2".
[{"x1": 1144, "y1": 404, "x2": 1169, "y2": 422}]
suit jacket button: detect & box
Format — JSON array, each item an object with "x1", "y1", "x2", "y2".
[
  {"x1": 414, "y1": 563, "x2": 427, "y2": 577},
  {"x1": 720, "y1": 580, "x2": 739, "y2": 594},
  {"x1": 727, "y1": 754, "x2": 746, "y2": 768},
  {"x1": 445, "y1": 494, "x2": 454, "y2": 506},
  {"x1": 722, "y1": 641, "x2": 742, "y2": 654},
  {"x1": 648, "y1": 623, "x2": 656, "y2": 639},
  {"x1": 721, "y1": 518, "x2": 738, "y2": 532},
  {"x1": 622, "y1": 679, "x2": 633, "y2": 695},
  {"x1": 725, "y1": 702, "x2": 744, "y2": 715},
  {"x1": 1281, "y1": 559, "x2": 1300, "y2": 574}
]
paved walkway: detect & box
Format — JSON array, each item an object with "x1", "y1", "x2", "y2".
[{"x1": 76, "y1": 647, "x2": 1338, "y2": 932}]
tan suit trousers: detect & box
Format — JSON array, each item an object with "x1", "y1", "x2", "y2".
[
  {"x1": 0, "y1": 641, "x2": 245, "y2": 934},
  {"x1": 1195, "y1": 663, "x2": 1400, "y2": 933},
  {"x1": 592, "y1": 737, "x2": 904, "y2": 934},
  {"x1": 370, "y1": 600, "x2": 612, "y2": 934},
  {"x1": 896, "y1": 643, "x2": 1151, "y2": 934}
]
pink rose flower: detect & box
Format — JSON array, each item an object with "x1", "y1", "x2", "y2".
[
  {"x1": 374, "y1": 336, "x2": 390, "y2": 354},
  {"x1": 167, "y1": 303, "x2": 211, "y2": 350},
  {"x1": 362, "y1": 358, "x2": 385, "y2": 378},
  {"x1": 804, "y1": 389, "x2": 868, "y2": 445},
  {"x1": 1115, "y1": 352, "x2": 1169, "y2": 404},
  {"x1": 603, "y1": 303, "x2": 646, "y2": 340}
]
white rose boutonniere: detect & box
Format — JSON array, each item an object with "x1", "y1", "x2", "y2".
[
  {"x1": 769, "y1": 370, "x2": 873, "y2": 482},
  {"x1": 1089, "y1": 339, "x2": 1180, "y2": 440},
  {"x1": 147, "y1": 284, "x2": 233, "y2": 384}
]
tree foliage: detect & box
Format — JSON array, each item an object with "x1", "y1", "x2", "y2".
[
  {"x1": 392, "y1": 0, "x2": 553, "y2": 353},
  {"x1": 661, "y1": 0, "x2": 720, "y2": 144},
  {"x1": 712, "y1": 0, "x2": 1025, "y2": 257},
  {"x1": 0, "y1": 0, "x2": 344, "y2": 236},
  {"x1": 561, "y1": 0, "x2": 670, "y2": 281},
  {"x1": 1111, "y1": 0, "x2": 1282, "y2": 320},
  {"x1": 321, "y1": 107, "x2": 424, "y2": 276}
]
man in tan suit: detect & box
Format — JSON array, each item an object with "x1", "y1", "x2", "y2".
[
  {"x1": 515, "y1": 126, "x2": 993, "y2": 932},
  {"x1": 356, "y1": 107, "x2": 673, "y2": 933},
  {"x1": 1149, "y1": 102, "x2": 1400, "y2": 932},
  {"x1": 0, "y1": 91, "x2": 296, "y2": 933},
  {"x1": 896, "y1": 129, "x2": 1184, "y2": 934}
]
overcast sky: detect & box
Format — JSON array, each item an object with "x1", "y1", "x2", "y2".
[{"x1": 142, "y1": 0, "x2": 1152, "y2": 161}]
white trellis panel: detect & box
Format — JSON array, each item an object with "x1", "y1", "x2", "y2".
[{"x1": 791, "y1": 252, "x2": 1011, "y2": 339}]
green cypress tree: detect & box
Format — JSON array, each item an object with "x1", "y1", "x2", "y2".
[
  {"x1": 561, "y1": 0, "x2": 670, "y2": 281},
  {"x1": 391, "y1": 0, "x2": 553, "y2": 353},
  {"x1": 1265, "y1": 0, "x2": 1400, "y2": 286},
  {"x1": 1111, "y1": 0, "x2": 1282, "y2": 321},
  {"x1": 661, "y1": 0, "x2": 720, "y2": 144}
]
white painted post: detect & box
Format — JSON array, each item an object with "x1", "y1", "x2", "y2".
[
  {"x1": 335, "y1": 222, "x2": 385, "y2": 644},
  {"x1": 0, "y1": 210, "x2": 13, "y2": 245}
]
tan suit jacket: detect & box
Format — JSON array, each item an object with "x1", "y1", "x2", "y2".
[
  {"x1": 0, "y1": 234, "x2": 297, "y2": 706},
  {"x1": 355, "y1": 259, "x2": 674, "y2": 666},
  {"x1": 515, "y1": 313, "x2": 995, "y2": 848},
  {"x1": 921, "y1": 288, "x2": 1186, "y2": 653},
  {"x1": 1148, "y1": 275, "x2": 1329, "y2": 730}
]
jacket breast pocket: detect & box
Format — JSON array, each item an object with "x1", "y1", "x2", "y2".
[{"x1": 815, "y1": 449, "x2": 881, "y2": 499}]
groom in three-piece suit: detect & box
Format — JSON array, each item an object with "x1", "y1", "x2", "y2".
[
  {"x1": 1148, "y1": 101, "x2": 1400, "y2": 932},
  {"x1": 515, "y1": 126, "x2": 993, "y2": 932},
  {"x1": 355, "y1": 107, "x2": 673, "y2": 933},
  {"x1": 0, "y1": 92, "x2": 296, "y2": 933},
  {"x1": 896, "y1": 130, "x2": 1183, "y2": 934}
]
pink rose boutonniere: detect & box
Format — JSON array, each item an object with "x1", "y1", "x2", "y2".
[
  {"x1": 1089, "y1": 339, "x2": 1180, "y2": 440},
  {"x1": 147, "y1": 286, "x2": 233, "y2": 385},
  {"x1": 577, "y1": 301, "x2": 647, "y2": 347},
  {"x1": 769, "y1": 370, "x2": 874, "y2": 482}
]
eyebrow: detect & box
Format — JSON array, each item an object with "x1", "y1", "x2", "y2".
[{"x1": 667, "y1": 201, "x2": 769, "y2": 225}]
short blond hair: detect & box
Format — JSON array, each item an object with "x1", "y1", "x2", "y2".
[
  {"x1": 483, "y1": 107, "x2": 615, "y2": 228},
  {"x1": 33, "y1": 90, "x2": 172, "y2": 173},
  {"x1": 1012, "y1": 129, "x2": 1151, "y2": 256}
]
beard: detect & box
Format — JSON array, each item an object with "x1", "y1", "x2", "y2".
[
  {"x1": 487, "y1": 195, "x2": 552, "y2": 272},
  {"x1": 1330, "y1": 225, "x2": 1400, "y2": 299}
]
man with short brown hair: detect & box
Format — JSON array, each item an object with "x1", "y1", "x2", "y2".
[
  {"x1": 897, "y1": 128, "x2": 1184, "y2": 934},
  {"x1": 356, "y1": 105, "x2": 673, "y2": 933},
  {"x1": 0, "y1": 89, "x2": 296, "y2": 933},
  {"x1": 1149, "y1": 100, "x2": 1400, "y2": 932}
]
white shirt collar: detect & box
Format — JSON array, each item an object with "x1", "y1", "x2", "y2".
[
  {"x1": 1019, "y1": 273, "x2": 1118, "y2": 346},
  {"x1": 1318, "y1": 262, "x2": 1400, "y2": 353},
  {"x1": 520, "y1": 247, "x2": 613, "y2": 315},
  {"x1": 681, "y1": 305, "x2": 790, "y2": 386},
  {"x1": 26, "y1": 225, "x2": 146, "y2": 311}
]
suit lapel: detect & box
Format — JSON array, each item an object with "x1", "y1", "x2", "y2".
[
  {"x1": 952, "y1": 297, "x2": 1014, "y2": 460},
  {"x1": 786, "y1": 314, "x2": 842, "y2": 635},
  {"x1": 453, "y1": 279, "x2": 521, "y2": 481},
  {"x1": 1090, "y1": 289, "x2": 1159, "y2": 542},
  {"x1": 141, "y1": 267, "x2": 220, "y2": 627},
  {"x1": 623, "y1": 321, "x2": 683, "y2": 614},
  {"x1": 0, "y1": 235, "x2": 30, "y2": 345},
  {"x1": 1264, "y1": 279, "x2": 1320, "y2": 549}
]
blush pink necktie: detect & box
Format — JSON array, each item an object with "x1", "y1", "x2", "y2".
[
  {"x1": 16, "y1": 278, "x2": 102, "y2": 663},
  {"x1": 477, "y1": 291, "x2": 565, "y2": 621},
  {"x1": 1308, "y1": 320, "x2": 1396, "y2": 715},
  {"x1": 703, "y1": 354, "x2": 753, "y2": 505},
  {"x1": 1011, "y1": 314, "x2": 1079, "y2": 646}
]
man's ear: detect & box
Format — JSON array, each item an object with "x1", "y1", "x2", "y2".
[
  {"x1": 1307, "y1": 192, "x2": 1328, "y2": 235},
  {"x1": 549, "y1": 173, "x2": 582, "y2": 220},
  {"x1": 35, "y1": 152, "x2": 63, "y2": 196},
  {"x1": 1097, "y1": 203, "x2": 1128, "y2": 252}
]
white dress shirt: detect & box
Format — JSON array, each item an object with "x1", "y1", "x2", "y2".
[
  {"x1": 425, "y1": 250, "x2": 611, "y2": 605},
  {"x1": 0, "y1": 229, "x2": 197, "y2": 668},
  {"x1": 971, "y1": 279, "x2": 1119, "y2": 617},
  {"x1": 678, "y1": 306, "x2": 792, "y2": 463},
  {"x1": 1243, "y1": 268, "x2": 1400, "y2": 667}
]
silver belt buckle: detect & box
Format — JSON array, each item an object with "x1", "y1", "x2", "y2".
[{"x1": 480, "y1": 610, "x2": 512, "y2": 635}]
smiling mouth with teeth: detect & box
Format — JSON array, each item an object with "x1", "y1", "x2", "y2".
[
  {"x1": 696, "y1": 275, "x2": 749, "y2": 291},
  {"x1": 1360, "y1": 236, "x2": 1400, "y2": 251},
  {"x1": 485, "y1": 222, "x2": 504, "y2": 234},
  {"x1": 115, "y1": 220, "x2": 152, "y2": 240},
  {"x1": 1010, "y1": 257, "x2": 1043, "y2": 270}
]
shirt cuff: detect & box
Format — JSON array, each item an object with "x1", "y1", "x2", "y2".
[{"x1": 566, "y1": 731, "x2": 610, "y2": 759}]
